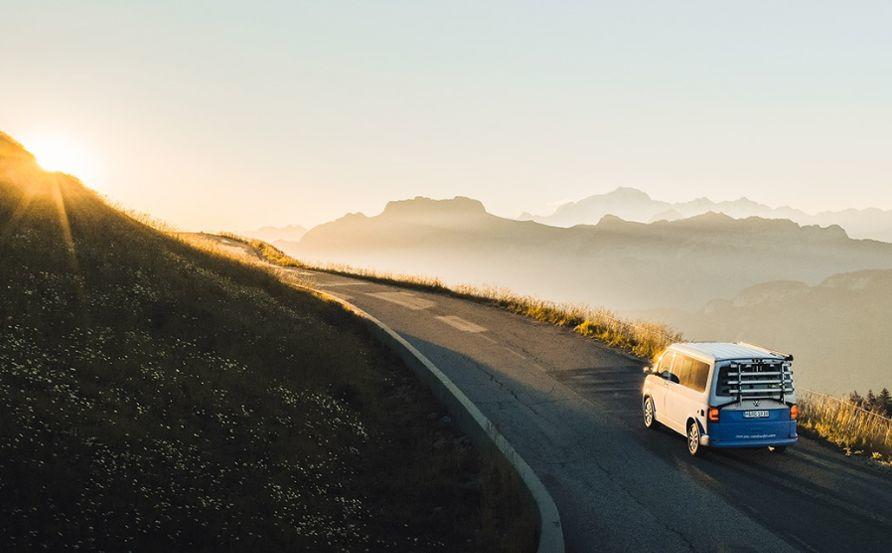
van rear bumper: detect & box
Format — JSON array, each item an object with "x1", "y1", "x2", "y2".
[{"x1": 703, "y1": 421, "x2": 798, "y2": 448}]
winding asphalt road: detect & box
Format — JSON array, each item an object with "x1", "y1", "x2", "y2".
[
  {"x1": 207, "y1": 238, "x2": 892, "y2": 553},
  {"x1": 294, "y1": 270, "x2": 892, "y2": 553}
]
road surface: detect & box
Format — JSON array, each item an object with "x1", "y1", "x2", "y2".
[
  {"x1": 196, "y1": 232, "x2": 891, "y2": 553},
  {"x1": 290, "y1": 269, "x2": 892, "y2": 553}
]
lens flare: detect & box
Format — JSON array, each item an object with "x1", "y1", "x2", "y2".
[{"x1": 23, "y1": 134, "x2": 97, "y2": 183}]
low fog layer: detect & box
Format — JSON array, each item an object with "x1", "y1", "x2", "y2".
[
  {"x1": 292, "y1": 197, "x2": 892, "y2": 311},
  {"x1": 241, "y1": 224, "x2": 306, "y2": 245},
  {"x1": 281, "y1": 196, "x2": 892, "y2": 395},
  {"x1": 638, "y1": 270, "x2": 892, "y2": 395}
]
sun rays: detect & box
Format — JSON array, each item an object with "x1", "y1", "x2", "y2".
[
  {"x1": 23, "y1": 135, "x2": 94, "y2": 177},
  {"x1": 47, "y1": 172, "x2": 89, "y2": 315},
  {"x1": 0, "y1": 148, "x2": 89, "y2": 315}
]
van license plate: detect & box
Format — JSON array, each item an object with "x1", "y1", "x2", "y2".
[{"x1": 744, "y1": 410, "x2": 769, "y2": 418}]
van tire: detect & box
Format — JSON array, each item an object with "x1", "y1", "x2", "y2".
[
  {"x1": 643, "y1": 397, "x2": 656, "y2": 429},
  {"x1": 687, "y1": 421, "x2": 703, "y2": 457}
]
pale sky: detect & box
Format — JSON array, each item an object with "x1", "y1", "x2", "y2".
[{"x1": 2, "y1": 1, "x2": 891, "y2": 231}]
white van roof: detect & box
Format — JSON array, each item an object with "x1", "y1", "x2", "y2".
[{"x1": 670, "y1": 342, "x2": 787, "y2": 363}]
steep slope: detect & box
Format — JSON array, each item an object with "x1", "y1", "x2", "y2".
[
  {"x1": 642, "y1": 270, "x2": 892, "y2": 394},
  {"x1": 526, "y1": 187, "x2": 892, "y2": 241},
  {"x1": 294, "y1": 198, "x2": 892, "y2": 311},
  {"x1": 0, "y1": 133, "x2": 532, "y2": 552}
]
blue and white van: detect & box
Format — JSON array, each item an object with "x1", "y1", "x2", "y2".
[{"x1": 642, "y1": 342, "x2": 798, "y2": 456}]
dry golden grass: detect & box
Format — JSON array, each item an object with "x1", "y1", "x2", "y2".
[
  {"x1": 799, "y1": 390, "x2": 892, "y2": 462},
  {"x1": 453, "y1": 287, "x2": 681, "y2": 360},
  {"x1": 219, "y1": 234, "x2": 680, "y2": 361}
]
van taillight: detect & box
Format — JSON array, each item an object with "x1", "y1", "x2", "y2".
[
  {"x1": 790, "y1": 405, "x2": 799, "y2": 421},
  {"x1": 708, "y1": 407, "x2": 720, "y2": 422}
]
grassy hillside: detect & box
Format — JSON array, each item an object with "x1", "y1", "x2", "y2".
[{"x1": 0, "y1": 133, "x2": 534, "y2": 552}]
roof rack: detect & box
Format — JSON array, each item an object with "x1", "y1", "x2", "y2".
[
  {"x1": 719, "y1": 359, "x2": 795, "y2": 403},
  {"x1": 736, "y1": 342, "x2": 794, "y2": 362}
]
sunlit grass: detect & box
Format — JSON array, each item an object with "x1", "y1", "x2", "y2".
[
  {"x1": 0, "y1": 137, "x2": 536, "y2": 552},
  {"x1": 798, "y1": 390, "x2": 892, "y2": 464},
  {"x1": 456, "y1": 288, "x2": 680, "y2": 360},
  {"x1": 220, "y1": 234, "x2": 680, "y2": 360}
]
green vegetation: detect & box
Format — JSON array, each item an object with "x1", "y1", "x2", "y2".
[
  {"x1": 0, "y1": 133, "x2": 535, "y2": 552},
  {"x1": 798, "y1": 390, "x2": 892, "y2": 464},
  {"x1": 225, "y1": 235, "x2": 680, "y2": 360},
  {"x1": 847, "y1": 388, "x2": 892, "y2": 418}
]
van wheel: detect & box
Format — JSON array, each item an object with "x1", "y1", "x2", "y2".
[
  {"x1": 687, "y1": 421, "x2": 703, "y2": 457},
  {"x1": 643, "y1": 397, "x2": 656, "y2": 429},
  {"x1": 768, "y1": 446, "x2": 786, "y2": 454}
]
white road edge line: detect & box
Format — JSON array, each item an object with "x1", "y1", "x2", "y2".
[{"x1": 291, "y1": 280, "x2": 564, "y2": 553}]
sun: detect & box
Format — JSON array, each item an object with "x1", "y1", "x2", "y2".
[{"x1": 23, "y1": 134, "x2": 98, "y2": 183}]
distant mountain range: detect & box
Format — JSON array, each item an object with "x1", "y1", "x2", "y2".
[
  {"x1": 258, "y1": 195, "x2": 892, "y2": 393},
  {"x1": 520, "y1": 187, "x2": 892, "y2": 243},
  {"x1": 289, "y1": 196, "x2": 892, "y2": 311},
  {"x1": 639, "y1": 269, "x2": 892, "y2": 395},
  {"x1": 241, "y1": 224, "x2": 306, "y2": 247}
]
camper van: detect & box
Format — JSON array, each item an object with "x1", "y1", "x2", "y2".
[{"x1": 642, "y1": 342, "x2": 798, "y2": 456}]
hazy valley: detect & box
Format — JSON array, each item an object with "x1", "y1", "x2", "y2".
[
  {"x1": 267, "y1": 195, "x2": 892, "y2": 395},
  {"x1": 240, "y1": 224, "x2": 306, "y2": 248},
  {"x1": 287, "y1": 196, "x2": 892, "y2": 311},
  {"x1": 638, "y1": 269, "x2": 892, "y2": 394}
]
